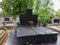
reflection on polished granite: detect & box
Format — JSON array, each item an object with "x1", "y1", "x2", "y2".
[{"x1": 6, "y1": 29, "x2": 60, "y2": 45}]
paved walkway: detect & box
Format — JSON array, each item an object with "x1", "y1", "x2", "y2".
[
  {"x1": 6, "y1": 30, "x2": 19, "y2": 45},
  {"x1": 47, "y1": 26, "x2": 60, "y2": 32},
  {"x1": 6, "y1": 30, "x2": 60, "y2": 45}
]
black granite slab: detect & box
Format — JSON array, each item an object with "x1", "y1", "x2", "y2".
[
  {"x1": 16, "y1": 26, "x2": 58, "y2": 45},
  {"x1": 16, "y1": 26, "x2": 37, "y2": 37},
  {"x1": 17, "y1": 26, "x2": 58, "y2": 37},
  {"x1": 6, "y1": 29, "x2": 60, "y2": 45},
  {"x1": 32, "y1": 26, "x2": 58, "y2": 34}
]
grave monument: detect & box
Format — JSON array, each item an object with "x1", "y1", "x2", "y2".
[{"x1": 16, "y1": 9, "x2": 58, "y2": 45}]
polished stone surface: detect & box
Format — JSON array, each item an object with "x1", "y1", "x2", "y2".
[
  {"x1": 16, "y1": 26, "x2": 58, "y2": 45},
  {"x1": 32, "y1": 26, "x2": 58, "y2": 34},
  {"x1": 6, "y1": 28, "x2": 60, "y2": 45},
  {"x1": 17, "y1": 26, "x2": 37, "y2": 37},
  {"x1": 17, "y1": 26, "x2": 58, "y2": 37}
]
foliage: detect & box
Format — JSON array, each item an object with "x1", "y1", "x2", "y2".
[
  {"x1": 55, "y1": 9, "x2": 60, "y2": 17},
  {"x1": 0, "y1": 0, "x2": 54, "y2": 26},
  {"x1": 34, "y1": 0, "x2": 54, "y2": 26},
  {"x1": 0, "y1": 0, "x2": 34, "y2": 18},
  {"x1": 0, "y1": 12, "x2": 2, "y2": 16},
  {"x1": 38, "y1": 8, "x2": 51, "y2": 26}
]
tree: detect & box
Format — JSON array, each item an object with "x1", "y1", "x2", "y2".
[
  {"x1": 33, "y1": 0, "x2": 54, "y2": 26},
  {"x1": 55, "y1": 9, "x2": 60, "y2": 17},
  {"x1": 0, "y1": 0, "x2": 54, "y2": 26},
  {"x1": 0, "y1": 0, "x2": 34, "y2": 19}
]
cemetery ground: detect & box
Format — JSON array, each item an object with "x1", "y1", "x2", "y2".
[
  {"x1": 0, "y1": 22, "x2": 60, "y2": 45},
  {"x1": 0, "y1": 21, "x2": 16, "y2": 45},
  {"x1": 5, "y1": 25, "x2": 60, "y2": 45},
  {"x1": 0, "y1": 29, "x2": 11, "y2": 45}
]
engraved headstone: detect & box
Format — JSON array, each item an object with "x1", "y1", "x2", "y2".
[{"x1": 20, "y1": 9, "x2": 38, "y2": 26}]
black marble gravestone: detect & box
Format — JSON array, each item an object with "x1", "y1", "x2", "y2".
[
  {"x1": 26, "y1": 9, "x2": 32, "y2": 15},
  {"x1": 16, "y1": 26, "x2": 58, "y2": 45},
  {"x1": 16, "y1": 9, "x2": 58, "y2": 45},
  {"x1": 20, "y1": 9, "x2": 38, "y2": 26}
]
